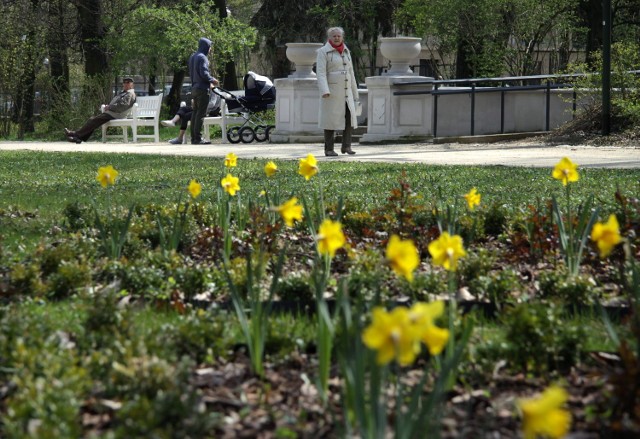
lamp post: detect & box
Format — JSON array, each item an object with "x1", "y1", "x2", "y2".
[{"x1": 602, "y1": 0, "x2": 611, "y2": 135}]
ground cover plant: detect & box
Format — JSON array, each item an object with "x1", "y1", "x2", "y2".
[{"x1": 0, "y1": 150, "x2": 639, "y2": 437}]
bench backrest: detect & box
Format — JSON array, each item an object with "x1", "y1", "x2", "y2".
[{"x1": 133, "y1": 94, "x2": 163, "y2": 119}]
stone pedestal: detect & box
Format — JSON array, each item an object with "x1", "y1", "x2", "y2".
[
  {"x1": 360, "y1": 75, "x2": 434, "y2": 143},
  {"x1": 269, "y1": 78, "x2": 324, "y2": 143}
]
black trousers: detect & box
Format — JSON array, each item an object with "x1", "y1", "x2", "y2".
[
  {"x1": 176, "y1": 106, "x2": 193, "y2": 130},
  {"x1": 75, "y1": 113, "x2": 115, "y2": 141},
  {"x1": 190, "y1": 88, "x2": 209, "y2": 143},
  {"x1": 324, "y1": 104, "x2": 352, "y2": 151}
]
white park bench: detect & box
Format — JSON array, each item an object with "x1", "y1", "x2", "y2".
[
  {"x1": 101, "y1": 94, "x2": 163, "y2": 143},
  {"x1": 181, "y1": 99, "x2": 245, "y2": 143}
]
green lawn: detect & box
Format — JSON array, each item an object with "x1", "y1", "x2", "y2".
[{"x1": 2, "y1": 150, "x2": 638, "y2": 249}]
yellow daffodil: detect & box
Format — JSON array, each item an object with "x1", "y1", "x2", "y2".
[
  {"x1": 408, "y1": 301, "x2": 450, "y2": 356},
  {"x1": 298, "y1": 153, "x2": 318, "y2": 181},
  {"x1": 264, "y1": 161, "x2": 278, "y2": 177},
  {"x1": 552, "y1": 157, "x2": 579, "y2": 186},
  {"x1": 362, "y1": 306, "x2": 421, "y2": 366},
  {"x1": 188, "y1": 179, "x2": 202, "y2": 199},
  {"x1": 590, "y1": 214, "x2": 622, "y2": 258},
  {"x1": 224, "y1": 152, "x2": 238, "y2": 168},
  {"x1": 220, "y1": 174, "x2": 240, "y2": 196},
  {"x1": 464, "y1": 187, "x2": 481, "y2": 210},
  {"x1": 317, "y1": 219, "x2": 345, "y2": 258},
  {"x1": 96, "y1": 165, "x2": 119, "y2": 188},
  {"x1": 386, "y1": 235, "x2": 419, "y2": 282},
  {"x1": 428, "y1": 232, "x2": 466, "y2": 272},
  {"x1": 276, "y1": 197, "x2": 303, "y2": 227},
  {"x1": 518, "y1": 385, "x2": 571, "y2": 439}
]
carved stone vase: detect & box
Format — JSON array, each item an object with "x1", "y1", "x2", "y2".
[
  {"x1": 285, "y1": 43, "x2": 323, "y2": 78},
  {"x1": 379, "y1": 37, "x2": 422, "y2": 76}
]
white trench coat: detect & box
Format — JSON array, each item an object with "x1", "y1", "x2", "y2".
[{"x1": 316, "y1": 42, "x2": 359, "y2": 130}]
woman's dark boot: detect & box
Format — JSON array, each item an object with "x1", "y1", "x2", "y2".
[
  {"x1": 341, "y1": 120, "x2": 355, "y2": 154},
  {"x1": 324, "y1": 130, "x2": 338, "y2": 156},
  {"x1": 341, "y1": 145, "x2": 356, "y2": 155}
]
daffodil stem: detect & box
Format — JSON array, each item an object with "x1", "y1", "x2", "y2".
[
  {"x1": 316, "y1": 255, "x2": 334, "y2": 405},
  {"x1": 324, "y1": 254, "x2": 331, "y2": 285},
  {"x1": 566, "y1": 183, "x2": 574, "y2": 273},
  {"x1": 223, "y1": 194, "x2": 232, "y2": 261},
  {"x1": 446, "y1": 270, "x2": 457, "y2": 389},
  {"x1": 106, "y1": 189, "x2": 113, "y2": 257}
]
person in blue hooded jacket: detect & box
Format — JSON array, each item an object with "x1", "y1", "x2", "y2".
[{"x1": 188, "y1": 37, "x2": 219, "y2": 145}]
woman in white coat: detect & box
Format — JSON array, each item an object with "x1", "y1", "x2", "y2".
[{"x1": 316, "y1": 27, "x2": 359, "y2": 157}]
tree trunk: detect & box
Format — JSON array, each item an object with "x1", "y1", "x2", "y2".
[
  {"x1": 455, "y1": 38, "x2": 475, "y2": 79},
  {"x1": 214, "y1": 0, "x2": 238, "y2": 90},
  {"x1": 148, "y1": 75, "x2": 157, "y2": 95},
  {"x1": 47, "y1": 0, "x2": 70, "y2": 124},
  {"x1": 578, "y1": 0, "x2": 603, "y2": 66},
  {"x1": 167, "y1": 70, "x2": 186, "y2": 114},
  {"x1": 13, "y1": 65, "x2": 36, "y2": 138},
  {"x1": 77, "y1": 0, "x2": 108, "y2": 76},
  {"x1": 13, "y1": 0, "x2": 40, "y2": 137}
]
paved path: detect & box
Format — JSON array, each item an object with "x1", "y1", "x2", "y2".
[{"x1": 1, "y1": 140, "x2": 639, "y2": 168}]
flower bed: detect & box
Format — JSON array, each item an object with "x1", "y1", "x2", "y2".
[{"x1": 0, "y1": 151, "x2": 639, "y2": 437}]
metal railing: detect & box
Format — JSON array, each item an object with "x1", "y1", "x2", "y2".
[{"x1": 393, "y1": 73, "x2": 587, "y2": 138}]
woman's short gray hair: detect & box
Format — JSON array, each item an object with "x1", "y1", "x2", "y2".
[{"x1": 327, "y1": 27, "x2": 345, "y2": 37}]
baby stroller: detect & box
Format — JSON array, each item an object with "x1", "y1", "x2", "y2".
[{"x1": 213, "y1": 71, "x2": 276, "y2": 143}]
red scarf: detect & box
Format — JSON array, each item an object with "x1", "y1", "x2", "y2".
[{"x1": 329, "y1": 40, "x2": 345, "y2": 54}]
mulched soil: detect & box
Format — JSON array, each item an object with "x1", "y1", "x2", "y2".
[
  {"x1": 529, "y1": 102, "x2": 640, "y2": 148},
  {"x1": 170, "y1": 352, "x2": 628, "y2": 437}
]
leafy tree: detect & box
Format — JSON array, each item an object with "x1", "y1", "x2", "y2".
[
  {"x1": 578, "y1": 0, "x2": 640, "y2": 66},
  {"x1": 397, "y1": 0, "x2": 505, "y2": 78},
  {"x1": 500, "y1": 0, "x2": 581, "y2": 76},
  {"x1": 0, "y1": 0, "x2": 49, "y2": 137},
  {"x1": 568, "y1": 41, "x2": 640, "y2": 126},
  {"x1": 308, "y1": 0, "x2": 403, "y2": 80},
  {"x1": 111, "y1": 0, "x2": 256, "y2": 111},
  {"x1": 251, "y1": 0, "x2": 327, "y2": 79},
  {"x1": 397, "y1": 0, "x2": 581, "y2": 78},
  {"x1": 251, "y1": 0, "x2": 402, "y2": 81}
]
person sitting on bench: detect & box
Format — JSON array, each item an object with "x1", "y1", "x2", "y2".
[
  {"x1": 64, "y1": 77, "x2": 136, "y2": 143},
  {"x1": 161, "y1": 93, "x2": 221, "y2": 144}
]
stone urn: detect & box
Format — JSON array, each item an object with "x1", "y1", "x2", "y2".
[
  {"x1": 286, "y1": 43, "x2": 323, "y2": 78},
  {"x1": 379, "y1": 37, "x2": 422, "y2": 76}
]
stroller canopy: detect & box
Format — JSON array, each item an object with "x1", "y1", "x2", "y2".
[
  {"x1": 244, "y1": 71, "x2": 276, "y2": 101},
  {"x1": 244, "y1": 71, "x2": 273, "y2": 95}
]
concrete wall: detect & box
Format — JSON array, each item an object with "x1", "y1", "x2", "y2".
[
  {"x1": 271, "y1": 75, "x2": 579, "y2": 143},
  {"x1": 361, "y1": 76, "x2": 434, "y2": 143},
  {"x1": 434, "y1": 87, "x2": 576, "y2": 137}
]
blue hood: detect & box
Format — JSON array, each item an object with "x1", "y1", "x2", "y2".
[{"x1": 198, "y1": 38, "x2": 211, "y2": 54}]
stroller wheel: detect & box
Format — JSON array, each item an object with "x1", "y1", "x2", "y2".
[
  {"x1": 239, "y1": 126, "x2": 255, "y2": 143},
  {"x1": 227, "y1": 127, "x2": 241, "y2": 143},
  {"x1": 254, "y1": 125, "x2": 268, "y2": 142}
]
